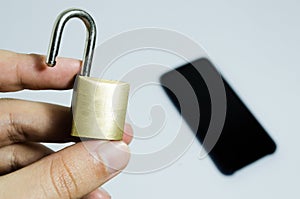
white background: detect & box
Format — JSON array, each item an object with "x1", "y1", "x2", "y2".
[{"x1": 0, "y1": 0, "x2": 299, "y2": 198}]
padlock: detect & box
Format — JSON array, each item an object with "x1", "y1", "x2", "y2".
[{"x1": 45, "y1": 9, "x2": 130, "y2": 140}]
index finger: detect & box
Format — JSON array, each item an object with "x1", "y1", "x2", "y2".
[{"x1": 0, "y1": 50, "x2": 81, "y2": 92}]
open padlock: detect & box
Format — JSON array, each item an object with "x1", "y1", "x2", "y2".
[{"x1": 46, "y1": 9, "x2": 130, "y2": 140}]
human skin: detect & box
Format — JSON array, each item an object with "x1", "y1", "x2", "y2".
[{"x1": 0, "y1": 50, "x2": 133, "y2": 199}]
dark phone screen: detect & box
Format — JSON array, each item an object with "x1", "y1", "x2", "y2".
[{"x1": 160, "y1": 58, "x2": 276, "y2": 175}]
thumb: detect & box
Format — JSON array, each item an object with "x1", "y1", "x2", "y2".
[{"x1": 0, "y1": 141, "x2": 130, "y2": 199}]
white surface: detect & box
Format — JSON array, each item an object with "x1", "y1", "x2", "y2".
[{"x1": 0, "y1": 0, "x2": 300, "y2": 198}]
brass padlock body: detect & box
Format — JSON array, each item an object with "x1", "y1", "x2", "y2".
[{"x1": 71, "y1": 76, "x2": 130, "y2": 140}]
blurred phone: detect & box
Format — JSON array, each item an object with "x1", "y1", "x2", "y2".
[{"x1": 160, "y1": 58, "x2": 276, "y2": 175}]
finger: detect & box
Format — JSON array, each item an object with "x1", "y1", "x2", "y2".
[
  {"x1": 0, "y1": 143, "x2": 53, "y2": 175},
  {"x1": 123, "y1": 123, "x2": 133, "y2": 144},
  {"x1": 0, "y1": 141, "x2": 130, "y2": 199},
  {"x1": 0, "y1": 98, "x2": 134, "y2": 147},
  {"x1": 0, "y1": 98, "x2": 73, "y2": 147},
  {"x1": 82, "y1": 188, "x2": 111, "y2": 199},
  {"x1": 0, "y1": 50, "x2": 81, "y2": 92}
]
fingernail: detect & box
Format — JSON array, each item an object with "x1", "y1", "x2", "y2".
[
  {"x1": 98, "y1": 187, "x2": 111, "y2": 199},
  {"x1": 95, "y1": 141, "x2": 130, "y2": 174},
  {"x1": 82, "y1": 187, "x2": 111, "y2": 199}
]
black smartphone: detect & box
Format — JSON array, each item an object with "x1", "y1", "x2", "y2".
[{"x1": 160, "y1": 58, "x2": 276, "y2": 175}]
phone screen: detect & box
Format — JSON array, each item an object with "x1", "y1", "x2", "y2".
[{"x1": 160, "y1": 58, "x2": 276, "y2": 175}]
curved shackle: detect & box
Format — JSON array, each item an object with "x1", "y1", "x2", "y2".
[{"x1": 46, "y1": 9, "x2": 97, "y2": 77}]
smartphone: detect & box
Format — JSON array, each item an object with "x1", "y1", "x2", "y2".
[{"x1": 160, "y1": 58, "x2": 276, "y2": 175}]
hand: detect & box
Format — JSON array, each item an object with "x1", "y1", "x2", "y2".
[{"x1": 0, "y1": 50, "x2": 132, "y2": 199}]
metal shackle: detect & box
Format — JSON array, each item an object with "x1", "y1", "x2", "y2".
[{"x1": 46, "y1": 8, "x2": 97, "y2": 77}]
